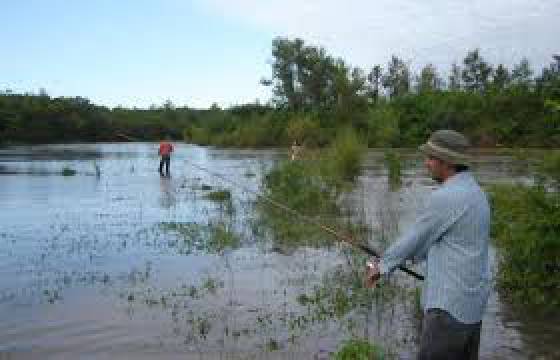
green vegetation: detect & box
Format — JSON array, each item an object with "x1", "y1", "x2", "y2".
[
  {"x1": 2, "y1": 39, "x2": 559, "y2": 148},
  {"x1": 333, "y1": 339, "x2": 386, "y2": 360},
  {"x1": 258, "y1": 160, "x2": 338, "y2": 247},
  {"x1": 292, "y1": 260, "x2": 403, "y2": 326},
  {"x1": 490, "y1": 152, "x2": 560, "y2": 307},
  {"x1": 204, "y1": 189, "x2": 232, "y2": 202},
  {"x1": 263, "y1": 161, "x2": 338, "y2": 215},
  {"x1": 258, "y1": 129, "x2": 364, "y2": 248},
  {"x1": 384, "y1": 151, "x2": 402, "y2": 190},
  {"x1": 320, "y1": 128, "x2": 365, "y2": 183},
  {"x1": 159, "y1": 221, "x2": 240, "y2": 254},
  {"x1": 61, "y1": 166, "x2": 77, "y2": 176}
]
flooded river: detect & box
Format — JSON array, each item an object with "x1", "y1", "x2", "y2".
[{"x1": 0, "y1": 143, "x2": 558, "y2": 359}]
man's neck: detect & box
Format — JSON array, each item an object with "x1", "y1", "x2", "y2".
[{"x1": 441, "y1": 169, "x2": 458, "y2": 183}]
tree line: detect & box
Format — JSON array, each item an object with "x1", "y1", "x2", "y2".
[{"x1": 1, "y1": 37, "x2": 559, "y2": 147}]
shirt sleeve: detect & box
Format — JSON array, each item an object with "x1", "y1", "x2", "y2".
[{"x1": 379, "y1": 190, "x2": 468, "y2": 275}]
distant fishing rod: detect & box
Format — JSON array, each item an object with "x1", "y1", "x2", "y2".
[{"x1": 185, "y1": 159, "x2": 424, "y2": 281}]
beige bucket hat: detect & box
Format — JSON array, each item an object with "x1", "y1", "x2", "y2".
[{"x1": 419, "y1": 130, "x2": 472, "y2": 166}]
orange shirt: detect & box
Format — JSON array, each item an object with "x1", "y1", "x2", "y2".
[{"x1": 159, "y1": 142, "x2": 173, "y2": 156}]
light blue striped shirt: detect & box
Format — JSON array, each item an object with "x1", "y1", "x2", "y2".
[{"x1": 379, "y1": 171, "x2": 491, "y2": 324}]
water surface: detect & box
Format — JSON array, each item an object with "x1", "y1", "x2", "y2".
[{"x1": 0, "y1": 143, "x2": 557, "y2": 359}]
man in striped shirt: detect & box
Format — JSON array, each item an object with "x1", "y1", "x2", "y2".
[{"x1": 365, "y1": 130, "x2": 491, "y2": 360}]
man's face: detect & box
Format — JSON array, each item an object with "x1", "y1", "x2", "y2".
[{"x1": 424, "y1": 155, "x2": 447, "y2": 183}]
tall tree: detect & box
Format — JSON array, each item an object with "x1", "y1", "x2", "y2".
[
  {"x1": 268, "y1": 37, "x2": 303, "y2": 110},
  {"x1": 492, "y1": 64, "x2": 511, "y2": 91},
  {"x1": 511, "y1": 57, "x2": 533, "y2": 88},
  {"x1": 462, "y1": 49, "x2": 493, "y2": 93},
  {"x1": 416, "y1": 64, "x2": 442, "y2": 93},
  {"x1": 448, "y1": 62, "x2": 462, "y2": 91},
  {"x1": 382, "y1": 55, "x2": 410, "y2": 98},
  {"x1": 536, "y1": 55, "x2": 560, "y2": 98},
  {"x1": 367, "y1": 65, "x2": 383, "y2": 103}
]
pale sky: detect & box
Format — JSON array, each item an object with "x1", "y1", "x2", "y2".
[{"x1": 1, "y1": 0, "x2": 558, "y2": 109}]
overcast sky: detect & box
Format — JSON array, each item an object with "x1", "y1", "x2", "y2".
[{"x1": 1, "y1": 0, "x2": 558, "y2": 109}]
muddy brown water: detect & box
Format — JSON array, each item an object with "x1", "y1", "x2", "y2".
[{"x1": 0, "y1": 143, "x2": 558, "y2": 359}]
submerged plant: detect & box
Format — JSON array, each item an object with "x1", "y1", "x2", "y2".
[
  {"x1": 384, "y1": 151, "x2": 402, "y2": 190},
  {"x1": 159, "y1": 221, "x2": 241, "y2": 254},
  {"x1": 61, "y1": 166, "x2": 77, "y2": 176},
  {"x1": 333, "y1": 339, "x2": 385, "y2": 360},
  {"x1": 204, "y1": 189, "x2": 232, "y2": 202}
]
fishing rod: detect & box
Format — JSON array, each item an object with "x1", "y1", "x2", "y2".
[
  {"x1": 114, "y1": 133, "x2": 422, "y2": 280},
  {"x1": 185, "y1": 159, "x2": 424, "y2": 281}
]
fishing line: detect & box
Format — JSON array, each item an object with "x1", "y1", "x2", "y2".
[{"x1": 185, "y1": 158, "x2": 424, "y2": 281}]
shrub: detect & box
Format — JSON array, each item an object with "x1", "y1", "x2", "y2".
[
  {"x1": 489, "y1": 183, "x2": 560, "y2": 306},
  {"x1": 321, "y1": 127, "x2": 365, "y2": 183}
]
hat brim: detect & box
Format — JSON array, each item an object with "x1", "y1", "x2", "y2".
[{"x1": 419, "y1": 142, "x2": 471, "y2": 166}]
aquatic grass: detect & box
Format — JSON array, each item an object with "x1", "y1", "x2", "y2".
[
  {"x1": 320, "y1": 127, "x2": 366, "y2": 185},
  {"x1": 384, "y1": 150, "x2": 402, "y2": 190},
  {"x1": 293, "y1": 261, "x2": 402, "y2": 328},
  {"x1": 258, "y1": 160, "x2": 340, "y2": 248},
  {"x1": 265, "y1": 338, "x2": 280, "y2": 352},
  {"x1": 158, "y1": 221, "x2": 241, "y2": 254},
  {"x1": 262, "y1": 160, "x2": 338, "y2": 215},
  {"x1": 207, "y1": 223, "x2": 240, "y2": 252},
  {"x1": 489, "y1": 182, "x2": 560, "y2": 307},
  {"x1": 204, "y1": 189, "x2": 232, "y2": 202},
  {"x1": 61, "y1": 166, "x2": 77, "y2": 176},
  {"x1": 202, "y1": 277, "x2": 220, "y2": 295},
  {"x1": 257, "y1": 128, "x2": 368, "y2": 250},
  {"x1": 536, "y1": 151, "x2": 560, "y2": 189},
  {"x1": 333, "y1": 339, "x2": 386, "y2": 360}
]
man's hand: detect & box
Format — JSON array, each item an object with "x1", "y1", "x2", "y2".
[{"x1": 364, "y1": 259, "x2": 381, "y2": 288}]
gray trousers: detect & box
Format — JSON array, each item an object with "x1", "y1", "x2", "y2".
[{"x1": 418, "y1": 308, "x2": 481, "y2": 360}]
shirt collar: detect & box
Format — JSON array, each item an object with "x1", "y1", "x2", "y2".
[{"x1": 443, "y1": 171, "x2": 471, "y2": 186}]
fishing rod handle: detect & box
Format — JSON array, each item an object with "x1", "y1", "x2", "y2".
[{"x1": 359, "y1": 244, "x2": 424, "y2": 281}]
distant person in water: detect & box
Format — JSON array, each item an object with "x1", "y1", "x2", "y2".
[
  {"x1": 290, "y1": 140, "x2": 303, "y2": 161},
  {"x1": 158, "y1": 138, "x2": 174, "y2": 177}
]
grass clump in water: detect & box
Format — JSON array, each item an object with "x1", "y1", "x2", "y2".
[
  {"x1": 258, "y1": 128, "x2": 366, "y2": 248},
  {"x1": 384, "y1": 150, "x2": 402, "y2": 190},
  {"x1": 207, "y1": 223, "x2": 240, "y2": 251},
  {"x1": 159, "y1": 221, "x2": 240, "y2": 254},
  {"x1": 200, "y1": 184, "x2": 213, "y2": 191},
  {"x1": 61, "y1": 166, "x2": 77, "y2": 176},
  {"x1": 204, "y1": 189, "x2": 231, "y2": 202},
  {"x1": 320, "y1": 127, "x2": 365, "y2": 185},
  {"x1": 259, "y1": 160, "x2": 339, "y2": 247},
  {"x1": 333, "y1": 339, "x2": 386, "y2": 360}
]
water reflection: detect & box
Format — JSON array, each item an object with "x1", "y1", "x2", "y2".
[{"x1": 159, "y1": 176, "x2": 177, "y2": 209}]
